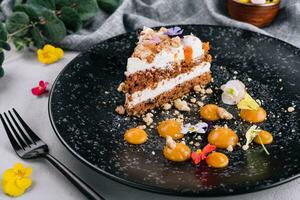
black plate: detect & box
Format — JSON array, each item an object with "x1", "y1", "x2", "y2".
[{"x1": 48, "y1": 25, "x2": 300, "y2": 196}]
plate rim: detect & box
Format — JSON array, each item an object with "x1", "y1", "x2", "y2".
[{"x1": 48, "y1": 24, "x2": 300, "y2": 197}]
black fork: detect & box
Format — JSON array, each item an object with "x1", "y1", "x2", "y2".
[{"x1": 0, "y1": 108, "x2": 104, "y2": 200}]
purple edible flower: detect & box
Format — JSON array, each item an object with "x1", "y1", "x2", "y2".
[{"x1": 164, "y1": 26, "x2": 184, "y2": 37}]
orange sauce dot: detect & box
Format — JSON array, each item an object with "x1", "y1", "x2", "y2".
[
  {"x1": 254, "y1": 130, "x2": 273, "y2": 145},
  {"x1": 240, "y1": 107, "x2": 267, "y2": 123},
  {"x1": 124, "y1": 128, "x2": 148, "y2": 144},
  {"x1": 184, "y1": 46, "x2": 193, "y2": 63},
  {"x1": 157, "y1": 120, "x2": 183, "y2": 139},
  {"x1": 200, "y1": 104, "x2": 220, "y2": 121},
  {"x1": 208, "y1": 127, "x2": 238, "y2": 149},
  {"x1": 163, "y1": 143, "x2": 191, "y2": 162},
  {"x1": 206, "y1": 152, "x2": 229, "y2": 168}
]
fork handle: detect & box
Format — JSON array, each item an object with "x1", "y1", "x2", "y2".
[{"x1": 45, "y1": 154, "x2": 105, "y2": 200}]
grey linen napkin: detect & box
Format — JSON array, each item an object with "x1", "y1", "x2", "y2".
[{"x1": 1, "y1": 0, "x2": 299, "y2": 51}]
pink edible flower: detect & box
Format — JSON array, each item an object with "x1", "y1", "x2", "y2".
[{"x1": 31, "y1": 80, "x2": 49, "y2": 96}]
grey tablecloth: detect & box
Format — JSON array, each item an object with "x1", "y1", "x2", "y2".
[{"x1": 1, "y1": 0, "x2": 299, "y2": 50}]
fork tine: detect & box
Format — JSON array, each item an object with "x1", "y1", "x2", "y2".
[
  {"x1": 4, "y1": 112, "x2": 28, "y2": 149},
  {"x1": 12, "y1": 108, "x2": 40, "y2": 143},
  {"x1": 8, "y1": 110, "x2": 33, "y2": 146},
  {"x1": 0, "y1": 113, "x2": 23, "y2": 151}
]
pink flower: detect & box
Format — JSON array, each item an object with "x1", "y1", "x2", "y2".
[
  {"x1": 31, "y1": 81, "x2": 49, "y2": 96},
  {"x1": 191, "y1": 144, "x2": 216, "y2": 165}
]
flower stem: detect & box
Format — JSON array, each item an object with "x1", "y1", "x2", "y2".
[
  {"x1": 258, "y1": 135, "x2": 270, "y2": 155},
  {"x1": 7, "y1": 23, "x2": 36, "y2": 41}
]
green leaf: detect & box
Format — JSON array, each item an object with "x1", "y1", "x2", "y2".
[
  {"x1": 0, "y1": 52, "x2": 4, "y2": 78},
  {"x1": 97, "y1": 0, "x2": 122, "y2": 13},
  {"x1": 71, "y1": 0, "x2": 99, "y2": 21},
  {"x1": 0, "y1": 41, "x2": 11, "y2": 51},
  {"x1": 0, "y1": 66, "x2": 4, "y2": 78},
  {"x1": 55, "y1": 0, "x2": 71, "y2": 8},
  {"x1": 27, "y1": 0, "x2": 56, "y2": 10},
  {"x1": 39, "y1": 10, "x2": 66, "y2": 43},
  {"x1": 30, "y1": 27, "x2": 45, "y2": 48},
  {"x1": 13, "y1": 4, "x2": 39, "y2": 21},
  {"x1": 13, "y1": 37, "x2": 32, "y2": 51},
  {"x1": 6, "y1": 12, "x2": 30, "y2": 36},
  {"x1": 58, "y1": 7, "x2": 82, "y2": 32},
  {"x1": 0, "y1": 23, "x2": 8, "y2": 41}
]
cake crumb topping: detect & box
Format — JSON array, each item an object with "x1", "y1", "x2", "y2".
[
  {"x1": 288, "y1": 106, "x2": 295, "y2": 112},
  {"x1": 205, "y1": 88, "x2": 213, "y2": 94},
  {"x1": 196, "y1": 101, "x2": 204, "y2": 107},
  {"x1": 115, "y1": 105, "x2": 125, "y2": 115},
  {"x1": 117, "y1": 82, "x2": 125, "y2": 92},
  {"x1": 137, "y1": 125, "x2": 146, "y2": 129},
  {"x1": 174, "y1": 99, "x2": 191, "y2": 111},
  {"x1": 193, "y1": 85, "x2": 202, "y2": 93},
  {"x1": 217, "y1": 107, "x2": 233, "y2": 120},
  {"x1": 162, "y1": 103, "x2": 172, "y2": 110},
  {"x1": 166, "y1": 135, "x2": 176, "y2": 150},
  {"x1": 143, "y1": 113, "x2": 154, "y2": 126},
  {"x1": 190, "y1": 98, "x2": 197, "y2": 103}
]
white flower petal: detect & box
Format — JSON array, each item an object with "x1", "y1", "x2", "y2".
[{"x1": 221, "y1": 80, "x2": 246, "y2": 105}]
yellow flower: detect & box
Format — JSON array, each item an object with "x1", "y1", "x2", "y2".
[
  {"x1": 2, "y1": 163, "x2": 33, "y2": 197},
  {"x1": 37, "y1": 44, "x2": 64, "y2": 64},
  {"x1": 237, "y1": 93, "x2": 260, "y2": 110}
]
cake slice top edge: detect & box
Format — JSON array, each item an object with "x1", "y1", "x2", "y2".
[{"x1": 125, "y1": 26, "x2": 208, "y2": 76}]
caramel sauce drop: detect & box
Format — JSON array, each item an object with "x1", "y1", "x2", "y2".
[
  {"x1": 157, "y1": 119, "x2": 184, "y2": 139},
  {"x1": 124, "y1": 128, "x2": 148, "y2": 144},
  {"x1": 206, "y1": 152, "x2": 229, "y2": 168},
  {"x1": 163, "y1": 143, "x2": 191, "y2": 162},
  {"x1": 240, "y1": 107, "x2": 267, "y2": 123},
  {"x1": 200, "y1": 104, "x2": 220, "y2": 121},
  {"x1": 254, "y1": 130, "x2": 273, "y2": 144},
  {"x1": 208, "y1": 127, "x2": 239, "y2": 149}
]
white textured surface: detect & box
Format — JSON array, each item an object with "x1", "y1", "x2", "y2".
[
  {"x1": 127, "y1": 62, "x2": 210, "y2": 107},
  {"x1": 0, "y1": 50, "x2": 299, "y2": 200}
]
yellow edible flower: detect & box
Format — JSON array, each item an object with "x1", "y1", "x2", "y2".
[
  {"x1": 37, "y1": 44, "x2": 64, "y2": 64},
  {"x1": 237, "y1": 93, "x2": 260, "y2": 110},
  {"x1": 2, "y1": 163, "x2": 33, "y2": 197}
]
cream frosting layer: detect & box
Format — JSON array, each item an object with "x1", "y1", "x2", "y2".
[
  {"x1": 126, "y1": 62, "x2": 211, "y2": 108},
  {"x1": 125, "y1": 34, "x2": 204, "y2": 76}
]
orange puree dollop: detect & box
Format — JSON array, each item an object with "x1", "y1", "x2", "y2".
[
  {"x1": 208, "y1": 127, "x2": 239, "y2": 149},
  {"x1": 124, "y1": 128, "x2": 148, "y2": 144},
  {"x1": 200, "y1": 104, "x2": 220, "y2": 121},
  {"x1": 240, "y1": 107, "x2": 267, "y2": 123},
  {"x1": 157, "y1": 119, "x2": 183, "y2": 139},
  {"x1": 254, "y1": 130, "x2": 273, "y2": 145},
  {"x1": 206, "y1": 152, "x2": 229, "y2": 168},
  {"x1": 163, "y1": 143, "x2": 191, "y2": 162}
]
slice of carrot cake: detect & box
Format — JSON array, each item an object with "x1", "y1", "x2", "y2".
[{"x1": 118, "y1": 26, "x2": 212, "y2": 116}]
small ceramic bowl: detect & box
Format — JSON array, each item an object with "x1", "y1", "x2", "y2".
[{"x1": 227, "y1": 0, "x2": 280, "y2": 27}]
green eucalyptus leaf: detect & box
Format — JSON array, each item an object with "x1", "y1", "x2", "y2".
[
  {"x1": 0, "y1": 52, "x2": 4, "y2": 78},
  {"x1": 0, "y1": 41, "x2": 11, "y2": 51},
  {"x1": 0, "y1": 66, "x2": 4, "y2": 78},
  {"x1": 39, "y1": 10, "x2": 66, "y2": 43},
  {"x1": 30, "y1": 27, "x2": 45, "y2": 48},
  {"x1": 13, "y1": 4, "x2": 39, "y2": 21},
  {"x1": 71, "y1": 0, "x2": 99, "y2": 21},
  {"x1": 6, "y1": 12, "x2": 30, "y2": 36},
  {"x1": 97, "y1": 0, "x2": 122, "y2": 13},
  {"x1": 0, "y1": 23, "x2": 8, "y2": 41},
  {"x1": 55, "y1": 0, "x2": 71, "y2": 8},
  {"x1": 13, "y1": 37, "x2": 32, "y2": 51},
  {"x1": 27, "y1": 0, "x2": 56, "y2": 10},
  {"x1": 58, "y1": 7, "x2": 82, "y2": 32}
]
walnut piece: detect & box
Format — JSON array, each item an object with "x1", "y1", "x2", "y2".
[
  {"x1": 174, "y1": 99, "x2": 190, "y2": 112},
  {"x1": 137, "y1": 125, "x2": 146, "y2": 130},
  {"x1": 115, "y1": 105, "x2": 125, "y2": 115},
  {"x1": 190, "y1": 98, "x2": 196, "y2": 103},
  {"x1": 166, "y1": 136, "x2": 176, "y2": 150},
  {"x1": 205, "y1": 88, "x2": 213, "y2": 94},
  {"x1": 217, "y1": 107, "x2": 233, "y2": 120},
  {"x1": 193, "y1": 85, "x2": 202, "y2": 93}
]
